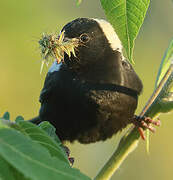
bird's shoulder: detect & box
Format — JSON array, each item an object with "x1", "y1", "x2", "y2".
[{"x1": 39, "y1": 62, "x2": 75, "y2": 103}]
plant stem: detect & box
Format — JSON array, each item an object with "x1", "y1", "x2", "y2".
[
  {"x1": 94, "y1": 65, "x2": 173, "y2": 180},
  {"x1": 94, "y1": 128, "x2": 139, "y2": 180}
]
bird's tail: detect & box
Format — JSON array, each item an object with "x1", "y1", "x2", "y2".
[{"x1": 28, "y1": 116, "x2": 42, "y2": 125}]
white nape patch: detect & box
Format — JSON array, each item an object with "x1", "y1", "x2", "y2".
[
  {"x1": 94, "y1": 19, "x2": 122, "y2": 52},
  {"x1": 48, "y1": 61, "x2": 62, "y2": 73}
]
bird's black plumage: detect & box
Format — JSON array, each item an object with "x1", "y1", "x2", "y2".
[{"x1": 35, "y1": 18, "x2": 143, "y2": 143}]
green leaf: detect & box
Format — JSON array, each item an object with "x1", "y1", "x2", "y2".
[
  {"x1": 15, "y1": 116, "x2": 24, "y2": 122},
  {"x1": 2, "y1": 112, "x2": 10, "y2": 120},
  {"x1": 38, "y1": 121, "x2": 61, "y2": 143},
  {"x1": 16, "y1": 120, "x2": 69, "y2": 164},
  {"x1": 0, "y1": 123, "x2": 91, "y2": 180},
  {"x1": 0, "y1": 155, "x2": 31, "y2": 180},
  {"x1": 39, "y1": 121, "x2": 63, "y2": 147},
  {"x1": 100, "y1": 0, "x2": 150, "y2": 63},
  {"x1": 147, "y1": 39, "x2": 173, "y2": 115},
  {"x1": 155, "y1": 39, "x2": 173, "y2": 89},
  {"x1": 143, "y1": 39, "x2": 173, "y2": 116},
  {"x1": 0, "y1": 156, "x2": 16, "y2": 180},
  {"x1": 39, "y1": 121, "x2": 56, "y2": 136}
]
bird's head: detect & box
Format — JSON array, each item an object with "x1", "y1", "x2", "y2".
[
  {"x1": 61, "y1": 18, "x2": 123, "y2": 68},
  {"x1": 60, "y1": 18, "x2": 142, "y2": 90},
  {"x1": 39, "y1": 18, "x2": 123, "y2": 67},
  {"x1": 39, "y1": 18, "x2": 129, "y2": 84}
]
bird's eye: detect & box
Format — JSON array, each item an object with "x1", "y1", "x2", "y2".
[{"x1": 79, "y1": 33, "x2": 90, "y2": 43}]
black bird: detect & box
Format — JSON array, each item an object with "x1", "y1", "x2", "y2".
[{"x1": 31, "y1": 18, "x2": 158, "y2": 144}]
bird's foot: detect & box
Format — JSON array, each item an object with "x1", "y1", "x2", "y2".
[
  {"x1": 133, "y1": 115, "x2": 161, "y2": 140},
  {"x1": 62, "y1": 145, "x2": 74, "y2": 166}
]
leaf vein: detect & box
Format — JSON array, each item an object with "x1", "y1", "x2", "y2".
[
  {"x1": 127, "y1": 0, "x2": 145, "y2": 17},
  {"x1": 108, "y1": 2, "x2": 124, "y2": 16},
  {"x1": 127, "y1": 11, "x2": 142, "y2": 27},
  {"x1": 0, "y1": 139, "x2": 76, "y2": 179},
  {"x1": 124, "y1": 0, "x2": 131, "y2": 56},
  {"x1": 141, "y1": 0, "x2": 148, "y2": 9}
]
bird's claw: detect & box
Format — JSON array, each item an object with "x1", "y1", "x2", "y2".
[
  {"x1": 133, "y1": 115, "x2": 161, "y2": 140},
  {"x1": 62, "y1": 145, "x2": 74, "y2": 166}
]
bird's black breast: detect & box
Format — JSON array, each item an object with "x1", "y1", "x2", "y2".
[
  {"x1": 39, "y1": 66, "x2": 99, "y2": 142},
  {"x1": 39, "y1": 64, "x2": 138, "y2": 143}
]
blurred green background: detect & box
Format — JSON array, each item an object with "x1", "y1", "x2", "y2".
[{"x1": 0, "y1": 0, "x2": 173, "y2": 179}]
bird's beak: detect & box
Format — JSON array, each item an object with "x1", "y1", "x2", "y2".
[
  {"x1": 56, "y1": 32, "x2": 79, "y2": 63},
  {"x1": 39, "y1": 31, "x2": 79, "y2": 65}
]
